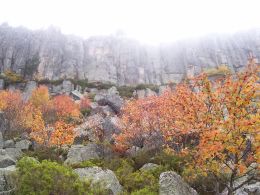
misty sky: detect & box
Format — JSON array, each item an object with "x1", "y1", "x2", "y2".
[{"x1": 1, "y1": 0, "x2": 260, "y2": 44}]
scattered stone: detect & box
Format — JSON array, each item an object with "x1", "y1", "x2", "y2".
[
  {"x1": 62, "y1": 80, "x2": 74, "y2": 94},
  {"x1": 145, "y1": 88, "x2": 157, "y2": 97},
  {"x1": 95, "y1": 93, "x2": 123, "y2": 114},
  {"x1": 140, "y1": 163, "x2": 160, "y2": 172},
  {"x1": 107, "y1": 86, "x2": 119, "y2": 95},
  {"x1": 159, "y1": 171, "x2": 198, "y2": 195},
  {"x1": 74, "y1": 166, "x2": 122, "y2": 195},
  {"x1": 3, "y1": 140, "x2": 15, "y2": 149},
  {"x1": 65, "y1": 144, "x2": 103, "y2": 165},
  {"x1": 0, "y1": 152, "x2": 15, "y2": 168},
  {"x1": 126, "y1": 146, "x2": 141, "y2": 157},
  {"x1": 5, "y1": 148, "x2": 22, "y2": 160},
  {"x1": 15, "y1": 140, "x2": 31, "y2": 151},
  {"x1": 70, "y1": 90, "x2": 83, "y2": 100},
  {"x1": 102, "y1": 116, "x2": 121, "y2": 142}
]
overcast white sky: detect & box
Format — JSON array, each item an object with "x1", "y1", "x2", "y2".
[{"x1": 0, "y1": 0, "x2": 260, "y2": 44}]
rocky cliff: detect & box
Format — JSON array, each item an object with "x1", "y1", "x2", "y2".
[{"x1": 0, "y1": 23, "x2": 259, "y2": 85}]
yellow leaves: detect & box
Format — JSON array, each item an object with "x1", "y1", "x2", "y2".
[{"x1": 29, "y1": 85, "x2": 49, "y2": 109}]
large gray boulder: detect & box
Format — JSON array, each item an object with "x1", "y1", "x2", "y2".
[
  {"x1": 74, "y1": 166, "x2": 122, "y2": 195},
  {"x1": 0, "y1": 165, "x2": 16, "y2": 194},
  {"x1": 73, "y1": 114, "x2": 105, "y2": 144},
  {"x1": 159, "y1": 171, "x2": 198, "y2": 195},
  {"x1": 15, "y1": 139, "x2": 31, "y2": 151},
  {"x1": 94, "y1": 93, "x2": 123, "y2": 114},
  {"x1": 102, "y1": 116, "x2": 121, "y2": 142},
  {"x1": 64, "y1": 144, "x2": 103, "y2": 165},
  {"x1": 5, "y1": 148, "x2": 22, "y2": 160},
  {"x1": 3, "y1": 140, "x2": 15, "y2": 149},
  {"x1": 0, "y1": 150, "x2": 15, "y2": 168}
]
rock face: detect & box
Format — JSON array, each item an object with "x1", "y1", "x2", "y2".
[
  {"x1": 64, "y1": 144, "x2": 103, "y2": 165},
  {"x1": 74, "y1": 166, "x2": 123, "y2": 195},
  {"x1": 159, "y1": 171, "x2": 198, "y2": 195},
  {"x1": 0, "y1": 24, "x2": 258, "y2": 85}
]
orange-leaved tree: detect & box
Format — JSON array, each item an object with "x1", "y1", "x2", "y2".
[
  {"x1": 51, "y1": 95, "x2": 80, "y2": 120},
  {"x1": 49, "y1": 121, "x2": 75, "y2": 147},
  {"x1": 115, "y1": 61, "x2": 259, "y2": 194}
]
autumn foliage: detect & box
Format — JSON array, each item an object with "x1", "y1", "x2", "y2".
[
  {"x1": 115, "y1": 61, "x2": 260, "y2": 194},
  {"x1": 0, "y1": 85, "x2": 82, "y2": 146}
]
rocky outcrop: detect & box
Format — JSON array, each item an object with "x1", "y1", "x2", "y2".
[
  {"x1": 74, "y1": 166, "x2": 123, "y2": 195},
  {"x1": 0, "y1": 24, "x2": 258, "y2": 85},
  {"x1": 159, "y1": 171, "x2": 198, "y2": 195}
]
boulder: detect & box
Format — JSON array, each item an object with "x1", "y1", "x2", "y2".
[
  {"x1": 73, "y1": 114, "x2": 105, "y2": 144},
  {"x1": 126, "y1": 146, "x2": 141, "y2": 157},
  {"x1": 159, "y1": 171, "x2": 198, "y2": 195},
  {"x1": 145, "y1": 88, "x2": 157, "y2": 97},
  {"x1": 107, "y1": 86, "x2": 119, "y2": 95},
  {"x1": 221, "y1": 175, "x2": 260, "y2": 195},
  {"x1": 5, "y1": 148, "x2": 22, "y2": 160},
  {"x1": 140, "y1": 163, "x2": 160, "y2": 172},
  {"x1": 51, "y1": 84, "x2": 62, "y2": 95},
  {"x1": 62, "y1": 80, "x2": 74, "y2": 94},
  {"x1": 134, "y1": 89, "x2": 145, "y2": 99},
  {"x1": 91, "y1": 105, "x2": 115, "y2": 117},
  {"x1": 102, "y1": 116, "x2": 121, "y2": 142},
  {"x1": 15, "y1": 139, "x2": 31, "y2": 151},
  {"x1": 74, "y1": 166, "x2": 122, "y2": 195},
  {"x1": 3, "y1": 140, "x2": 15, "y2": 149},
  {"x1": 65, "y1": 144, "x2": 103, "y2": 165},
  {"x1": 94, "y1": 93, "x2": 123, "y2": 114},
  {"x1": 0, "y1": 165, "x2": 16, "y2": 194},
  {"x1": 0, "y1": 151, "x2": 15, "y2": 168}
]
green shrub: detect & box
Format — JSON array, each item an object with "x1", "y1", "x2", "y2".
[
  {"x1": 71, "y1": 158, "x2": 104, "y2": 169},
  {"x1": 23, "y1": 146, "x2": 68, "y2": 163},
  {"x1": 3, "y1": 70, "x2": 25, "y2": 84},
  {"x1": 203, "y1": 64, "x2": 231, "y2": 76},
  {"x1": 131, "y1": 187, "x2": 158, "y2": 195},
  {"x1": 117, "y1": 86, "x2": 135, "y2": 98},
  {"x1": 37, "y1": 79, "x2": 64, "y2": 86},
  {"x1": 80, "y1": 108, "x2": 91, "y2": 116},
  {"x1": 135, "y1": 84, "x2": 159, "y2": 93},
  {"x1": 151, "y1": 151, "x2": 187, "y2": 174},
  {"x1": 14, "y1": 157, "x2": 108, "y2": 195}
]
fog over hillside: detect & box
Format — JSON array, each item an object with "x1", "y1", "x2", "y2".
[{"x1": 0, "y1": 24, "x2": 259, "y2": 85}]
